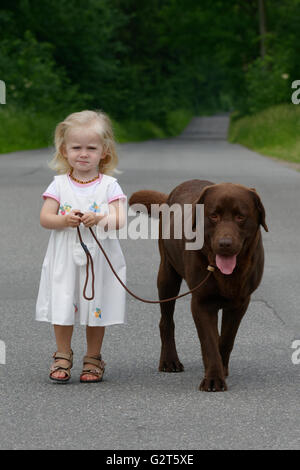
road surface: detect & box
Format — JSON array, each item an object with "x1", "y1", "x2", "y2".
[{"x1": 0, "y1": 115, "x2": 299, "y2": 450}]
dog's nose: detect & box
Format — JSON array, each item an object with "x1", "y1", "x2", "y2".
[{"x1": 218, "y1": 237, "x2": 233, "y2": 249}]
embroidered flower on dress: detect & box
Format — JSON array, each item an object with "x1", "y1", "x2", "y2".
[
  {"x1": 94, "y1": 308, "x2": 102, "y2": 319},
  {"x1": 89, "y1": 202, "x2": 100, "y2": 213},
  {"x1": 59, "y1": 204, "x2": 72, "y2": 215}
]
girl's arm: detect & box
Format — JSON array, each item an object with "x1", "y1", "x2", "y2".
[{"x1": 40, "y1": 198, "x2": 81, "y2": 229}]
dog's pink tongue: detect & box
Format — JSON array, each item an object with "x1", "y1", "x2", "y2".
[{"x1": 216, "y1": 255, "x2": 237, "y2": 275}]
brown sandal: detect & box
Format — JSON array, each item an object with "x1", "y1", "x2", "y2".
[
  {"x1": 80, "y1": 354, "x2": 106, "y2": 383},
  {"x1": 49, "y1": 350, "x2": 73, "y2": 383}
]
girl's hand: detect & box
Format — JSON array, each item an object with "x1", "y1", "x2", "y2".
[
  {"x1": 81, "y1": 211, "x2": 106, "y2": 228},
  {"x1": 65, "y1": 210, "x2": 82, "y2": 228}
]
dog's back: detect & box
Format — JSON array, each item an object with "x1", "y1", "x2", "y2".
[{"x1": 129, "y1": 180, "x2": 214, "y2": 213}]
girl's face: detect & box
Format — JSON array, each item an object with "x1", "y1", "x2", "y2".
[{"x1": 62, "y1": 126, "x2": 105, "y2": 177}]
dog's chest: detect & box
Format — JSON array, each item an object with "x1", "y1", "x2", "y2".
[{"x1": 215, "y1": 273, "x2": 248, "y2": 301}]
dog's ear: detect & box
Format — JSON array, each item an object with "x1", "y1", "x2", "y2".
[
  {"x1": 192, "y1": 185, "x2": 215, "y2": 230},
  {"x1": 197, "y1": 185, "x2": 215, "y2": 205},
  {"x1": 249, "y1": 188, "x2": 268, "y2": 232}
]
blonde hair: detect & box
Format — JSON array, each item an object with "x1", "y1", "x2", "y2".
[{"x1": 49, "y1": 110, "x2": 118, "y2": 175}]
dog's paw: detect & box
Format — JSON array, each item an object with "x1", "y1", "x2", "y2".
[
  {"x1": 159, "y1": 358, "x2": 184, "y2": 373},
  {"x1": 199, "y1": 376, "x2": 227, "y2": 392}
]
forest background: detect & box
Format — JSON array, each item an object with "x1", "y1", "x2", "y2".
[{"x1": 0, "y1": 0, "x2": 299, "y2": 162}]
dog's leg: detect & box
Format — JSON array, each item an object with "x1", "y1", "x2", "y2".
[
  {"x1": 191, "y1": 296, "x2": 227, "y2": 392},
  {"x1": 219, "y1": 297, "x2": 250, "y2": 377},
  {"x1": 157, "y1": 259, "x2": 184, "y2": 373}
]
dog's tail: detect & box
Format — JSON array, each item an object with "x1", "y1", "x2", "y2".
[{"x1": 129, "y1": 190, "x2": 168, "y2": 217}]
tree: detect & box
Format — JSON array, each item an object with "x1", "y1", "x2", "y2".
[{"x1": 258, "y1": 0, "x2": 267, "y2": 58}]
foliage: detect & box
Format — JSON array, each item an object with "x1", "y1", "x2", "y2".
[
  {"x1": 242, "y1": 55, "x2": 291, "y2": 114},
  {"x1": 0, "y1": 31, "x2": 87, "y2": 113},
  {"x1": 0, "y1": 105, "x2": 192, "y2": 153},
  {"x1": 0, "y1": 0, "x2": 300, "y2": 122}
]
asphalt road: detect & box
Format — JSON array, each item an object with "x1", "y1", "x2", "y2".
[{"x1": 0, "y1": 116, "x2": 299, "y2": 450}]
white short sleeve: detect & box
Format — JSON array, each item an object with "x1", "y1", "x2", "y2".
[
  {"x1": 107, "y1": 181, "x2": 127, "y2": 204},
  {"x1": 42, "y1": 179, "x2": 60, "y2": 203}
]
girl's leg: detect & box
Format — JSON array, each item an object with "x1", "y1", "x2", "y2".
[
  {"x1": 86, "y1": 326, "x2": 105, "y2": 356},
  {"x1": 51, "y1": 325, "x2": 74, "y2": 379},
  {"x1": 81, "y1": 326, "x2": 105, "y2": 381}
]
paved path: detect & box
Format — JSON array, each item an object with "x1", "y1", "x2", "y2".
[
  {"x1": 0, "y1": 116, "x2": 299, "y2": 450},
  {"x1": 179, "y1": 114, "x2": 230, "y2": 139}
]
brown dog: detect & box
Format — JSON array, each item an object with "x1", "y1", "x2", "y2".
[{"x1": 129, "y1": 180, "x2": 268, "y2": 392}]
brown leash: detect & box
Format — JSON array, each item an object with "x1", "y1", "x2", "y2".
[{"x1": 76, "y1": 225, "x2": 215, "y2": 304}]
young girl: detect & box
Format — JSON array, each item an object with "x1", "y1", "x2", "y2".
[{"x1": 36, "y1": 110, "x2": 127, "y2": 383}]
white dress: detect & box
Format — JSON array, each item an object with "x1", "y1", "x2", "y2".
[{"x1": 36, "y1": 174, "x2": 126, "y2": 326}]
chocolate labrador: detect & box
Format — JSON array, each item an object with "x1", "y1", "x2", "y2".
[{"x1": 129, "y1": 180, "x2": 268, "y2": 392}]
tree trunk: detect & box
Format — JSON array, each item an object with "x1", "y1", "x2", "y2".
[{"x1": 258, "y1": 0, "x2": 266, "y2": 58}]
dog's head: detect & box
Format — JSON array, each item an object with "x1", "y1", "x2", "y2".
[{"x1": 195, "y1": 183, "x2": 268, "y2": 275}]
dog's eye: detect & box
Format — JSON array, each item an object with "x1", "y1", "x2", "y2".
[
  {"x1": 209, "y1": 213, "x2": 219, "y2": 222},
  {"x1": 236, "y1": 214, "x2": 246, "y2": 222}
]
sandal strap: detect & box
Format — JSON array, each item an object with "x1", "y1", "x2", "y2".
[
  {"x1": 49, "y1": 364, "x2": 71, "y2": 380},
  {"x1": 50, "y1": 364, "x2": 71, "y2": 376},
  {"x1": 53, "y1": 350, "x2": 73, "y2": 365},
  {"x1": 50, "y1": 350, "x2": 73, "y2": 379},
  {"x1": 81, "y1": 355, "x2": 105, "y2": 380},
  {"x1": 82, "y1": 355, "x2": 104, "y2": 368},
  {"x1": 81, "y1": 367, "x2": 103, "y2": 377}
]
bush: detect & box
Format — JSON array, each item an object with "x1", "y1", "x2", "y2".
[
  {"x1": 0, "y1": 31, "x2": 89, "y2": 113},
  {"x1": 243, "y1": 55, "x2": 291, "y2": 115}
]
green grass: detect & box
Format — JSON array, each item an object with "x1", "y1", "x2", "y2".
[
  {"x1": 112, "y1": 108, "x2": 194, "y2": 142},
  {"x1": 0, "y1": 106, "x2": 59, "y2": 153},
  {"x1": 0, "y1": 106, "x2": 193, "y2": 153},
  {"x1": 229, "y1": 104, "x2": 300, "y2": 164}
]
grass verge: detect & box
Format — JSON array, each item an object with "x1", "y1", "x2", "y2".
[
  {"x1": 229, "y1": 104, "x2": 300, "y2": 164},
  {"x1": 0, "y1": 107, "x2": 193, "y2": 154}
]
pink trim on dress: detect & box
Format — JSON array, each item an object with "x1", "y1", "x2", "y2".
[
  {"x1": 43, "y1": 193, "x2": 60, "y2": 203},
  {"x1": 108, "y1": 195, "x2": 127, "y2": 203},
  {"x1": 67, "y1": 173, "x2": 103, "y2": 187}
]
